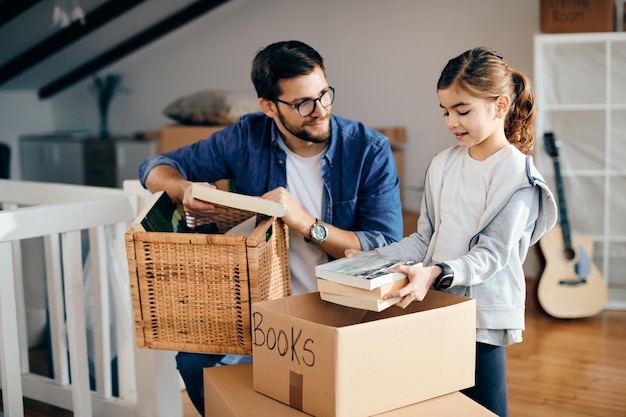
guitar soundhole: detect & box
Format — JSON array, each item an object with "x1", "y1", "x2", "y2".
[
  {"x1": 563, "y1": 246, "x2": 576, "y2": 261},
  {"x1": 559, "y1": 278, "x2": 587, "y2": 286}
]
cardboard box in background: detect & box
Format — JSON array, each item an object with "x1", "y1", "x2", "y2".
[
  {"x1": 540, "y1": 0, "x2": 615, "y2": 33},
  {"x1": 159, "y1": 124, "x2": 228, "y2": 153},
  {"x1": 204, "y1": 363, "x2": 496, "y2": 417},
  {"x1": 252, "y1": 291, "x2": 476, "y2": 417},
  {"x1": 402, "y1": 210, "x2": 419, "y2": 237}
]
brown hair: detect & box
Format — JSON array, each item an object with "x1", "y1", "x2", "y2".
[
  {"x1": 251, "y1": 40, "x2": 325, "y2": 101},
  {"x1": 437, "y1": 47, "x2": 536, "y2": 154}
]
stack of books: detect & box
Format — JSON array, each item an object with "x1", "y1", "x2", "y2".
[{"x1": 315, "y1": 251, "x2": 416, "y2": 312}]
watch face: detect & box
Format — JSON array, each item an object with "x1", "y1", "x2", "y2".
[{"x1": 311, "y1": 223, "x2": 328, "y2": 242}]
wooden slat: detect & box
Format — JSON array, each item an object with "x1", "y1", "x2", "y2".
[
  {"x1": 89, "y1": 225, "x2": 113, "y2": 398},
  {"x1": 0, "y1": 241, "x2": 25, "y2": 416},
  {"x1": 61, "y1": 231, "x2": 92, "y2": 417},
  {"x1": 44, "y1": 234, "x2": 71, "y2": 386}
]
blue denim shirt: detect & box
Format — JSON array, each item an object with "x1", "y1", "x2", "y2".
[{"x1": 139, "y1": 113, "x2": 403, "y2": 252}]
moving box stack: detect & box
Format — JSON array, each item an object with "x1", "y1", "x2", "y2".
[{"x1": 204, "y1": 291, "x2": 497, "y2": 416}]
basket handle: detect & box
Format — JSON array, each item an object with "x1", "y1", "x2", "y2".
[{"x1": 248, "y1": 215, "x2": 275, "y2": 244}]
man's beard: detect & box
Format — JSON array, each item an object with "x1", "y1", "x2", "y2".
[{"x1": 276, "y1": 108, "x2": 330, "y2": 144}]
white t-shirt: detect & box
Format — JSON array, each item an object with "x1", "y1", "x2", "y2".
[
  {"x1": 432, "y1": 146, "x2": 510, "y2": 262},
  {"x1": 278, "y1": 139, "x2": 327, "y2": 295}
]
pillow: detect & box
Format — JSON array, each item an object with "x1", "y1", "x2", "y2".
[{"x1": 163, "y1": 89, "x2": 259, "y2": 125}]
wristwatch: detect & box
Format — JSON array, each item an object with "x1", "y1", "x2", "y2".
[
  {"x1": 433, "y1": 263, "x2": 454, "y2": 290},
  {"x1": 306, "y1": 219, "x2": 328, "y2": 244}
]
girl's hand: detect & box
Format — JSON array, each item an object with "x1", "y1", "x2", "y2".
[{"x1": 384, "y1": 263, "x2": 439, "y2": 308}]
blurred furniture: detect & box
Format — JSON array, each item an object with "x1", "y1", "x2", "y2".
[{"x1": 20, "y1": 132, "x2": 155, "y2": 188}]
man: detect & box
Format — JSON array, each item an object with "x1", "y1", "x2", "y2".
[{"x1": 139, "y1": 40, "x2": 403, "y2": 416}]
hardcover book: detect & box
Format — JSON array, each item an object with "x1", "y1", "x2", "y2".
[
  {"x1": 317, "y1": 276, "x2": 408, "y2": 299},
  {"x1": 132, "y1": 190, "x2": 186, "y2": 232},
  {"x1": 319, "y1": 291, "x2": 402, "y2": 312},
  {"x1": 191, "y1": 183, "x2": 287, "y2": 217},
  {"x1": 131, "y1": 190, "x2": 220, "y2": 233},
  {"x1": 315, "y1": 251, "x2": 415, "y2": 290}
]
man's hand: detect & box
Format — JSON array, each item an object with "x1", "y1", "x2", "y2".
[
  {"x1": 262, "y1": 187, "x2": 314, "y2": 236},
  {"x1": 144, "y1": 165, "x2": 228, "y2": 219},
  {"x1": 181, "y1": 182, "x2": 228, "y2": 218},
  {"x1": 262, "y1": 187, "x2": 361, "y2": 259}
]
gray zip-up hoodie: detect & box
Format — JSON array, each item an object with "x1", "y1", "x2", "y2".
[{"x1": 378, "y1": 145, "x2": 557, "y2": 332}]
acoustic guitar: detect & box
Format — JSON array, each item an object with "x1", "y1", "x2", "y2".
[{"x1": 537, "y1": 132, "x2": 608, "y2": 318}]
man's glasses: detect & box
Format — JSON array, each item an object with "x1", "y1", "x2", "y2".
[{"x1": 275, "y1": 87, "x2": 335, "y2": 117}]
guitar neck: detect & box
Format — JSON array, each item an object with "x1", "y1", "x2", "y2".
[{"x1": 552, "y1": 158, "x2": 572, "y2": 248}]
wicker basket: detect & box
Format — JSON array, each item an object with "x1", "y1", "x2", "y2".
[{"x1": 125, "y1": 208, "x2": 291, "y2": 355}]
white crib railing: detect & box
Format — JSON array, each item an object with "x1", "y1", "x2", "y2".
[{"x1": 0, "y1": 180, "x2": 182, "y2": 417}]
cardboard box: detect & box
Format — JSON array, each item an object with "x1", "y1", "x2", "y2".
[
  {"x1": 540, "y1": 0, "x2": 615, "y2": 33},
  {"x1": 374, "y1": 127, "x2": 407, "y2": 147},
  {"x1": 204, "y1": 363, "x2": 306, "y2": 417},
  {"x1": 204, "y1": 363, "x2": 495, "y2": 417},
  {"x1": 251, "y1": 291, "x2": 476, "y2": 417},
  {"x1": 402, "y1": 210, "x2": 419, "y2": 237},
  {"x1": 159, "y1": 124, "x2": 228, "y2": 153}
]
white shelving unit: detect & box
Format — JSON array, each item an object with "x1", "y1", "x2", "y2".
[{"x1": 534, "y1": 32, "x2": 626, "y2": 309}]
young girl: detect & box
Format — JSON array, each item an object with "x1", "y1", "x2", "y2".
[{"x1": 377, "y1": 47, "x2": 558, "y2": 416}]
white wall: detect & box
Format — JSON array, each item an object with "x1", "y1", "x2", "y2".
[
  {"x1": 0, "y1": 91, "x2": 54, "y2": 179},
  {"x1": 2, "y1": 0, "x2": 540, "y2": 210}
]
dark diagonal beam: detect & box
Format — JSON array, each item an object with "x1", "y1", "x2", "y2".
[
  {"x1": 0, "y1": 0, "x2": 147, "y2": 85},
  {"x1": 0, "y1": 0, "x2": 43, "y2": 27},
  {"x1": 39, "y1": 0, "x2": 229, "y2": 99}
]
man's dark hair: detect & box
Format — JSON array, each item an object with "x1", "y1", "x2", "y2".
[{"x1": 251, "y1": 40, "x2": 325, "y2": 100}]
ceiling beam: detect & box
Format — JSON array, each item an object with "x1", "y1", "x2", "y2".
[
  {"x1": 39, "y1": 0, "x2": 229, "y2": 99},
  {"x1": 0, "y1": 0, "x2": 147, "y2": 85},
  {"x1": 0, "y1": 0, "x2": 43, "y2": 27}
]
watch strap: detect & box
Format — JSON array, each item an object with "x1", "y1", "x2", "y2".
[{"x1": 433, "y1": 262, "x2": 454, "y2": 290}]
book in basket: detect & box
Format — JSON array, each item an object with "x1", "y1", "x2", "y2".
[
  {"x1": 315, "y1": 251, "x2": 415, "y2": 290},
  {"x1": 131, "y1": 190, "x2": 218, "y2": 233},
  {"x1": 132, "y1": 190, "x2": 186, "y2": 232},
  {"x1": 191, "y1": 183, "x2": 287, "y2": 217}
]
